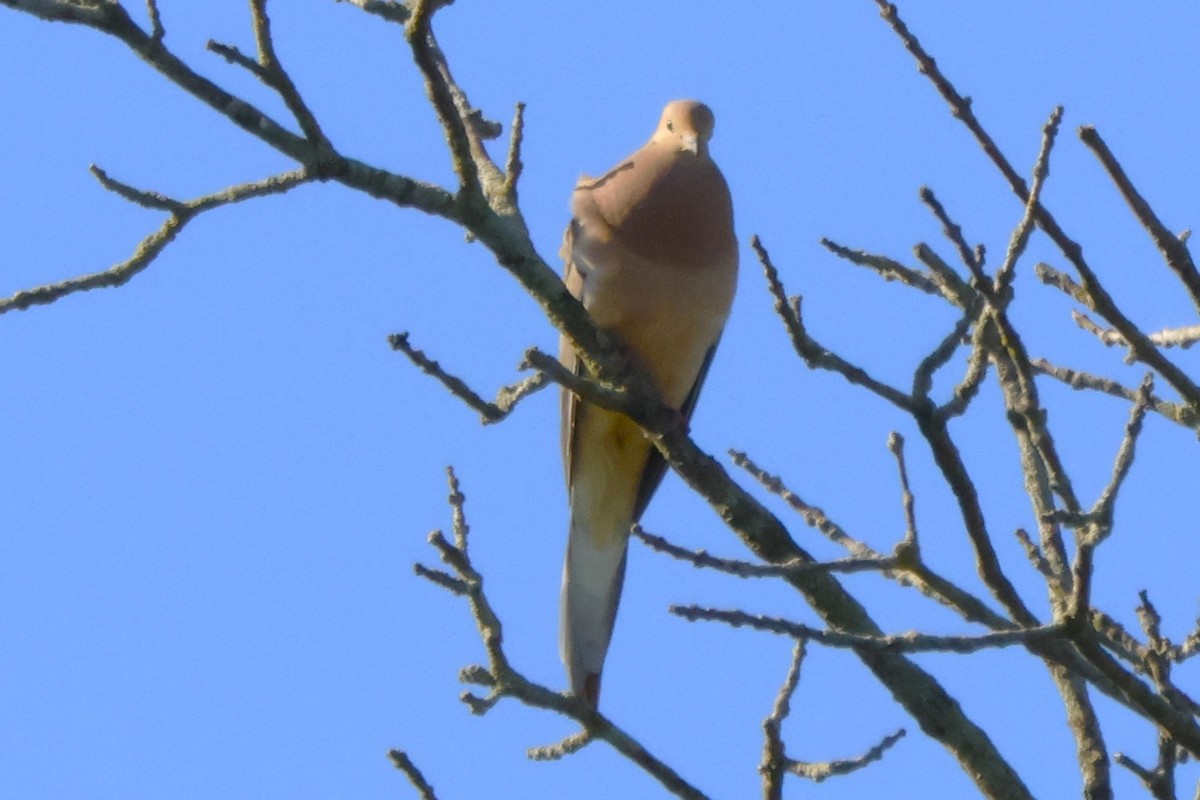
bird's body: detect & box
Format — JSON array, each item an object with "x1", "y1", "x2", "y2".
[{"x1": 559, "y1": 100, "x2": 737, "y2": 706}]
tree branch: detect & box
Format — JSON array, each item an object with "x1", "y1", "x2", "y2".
[
  {"x1": 756, "y1": 236, "x2": 917, "y2": 411},
  {"x1": 1078, "y1": 125, "x2": 1200, "y2": 313},
  {"x1": 413, "y1": 468, "x2": 711, "y2": 800},
  {"x1": 0, "y1": 167, "x2": 314, "y2": 314},
  {"x1": 387, "y1": 333, "x2": 549, "y2": 424},
  {"x1": 633, "y1": 525, "x2": 898, "y2": 579},
  {"x1": 875, "y1": 0, "x2": 1200, "y2": 412},
  {"x1": 672, "y1": 605, "x2": 1062, "y2": 654},
  {"x1": 387, "y1": 749, "x2": 439, "y2": 800}
]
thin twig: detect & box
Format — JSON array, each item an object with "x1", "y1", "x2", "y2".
[
  {"x1": 90, "y1": 165, "x2": 186, "y2": 212},
  {"x1": 1013, "y1": 529, "x2": 1055, "y2": 581},
  {"x1": 1074, "y1": 315, "x2": 1200, "y2": 352},
  {"x1": 917, "y1": 413, "x2": 1041, "y2": 625},
  {"x1": 1079, "y1": 124, "x2": 1200, "y2": 314},
  {"x1": 633, "y1": 525, "x2": 897, "y2": 578},
  {"x1": 876, "y1": 0, "x2": 1200, "y2": 412},
  {"x1": 672, "y1": 605, "x2": 1062, "y2": 654},
  {"x1": 730, "y1": 450, "x2": 882, "y2": 560},
  {"x1": 912, "y1": 302, "x2": 979, "y2": 400},
  {"x1": 939, "y1": 320, "x2": 990, "y2": 419},
  {"x1": 336, "y1": 0, "x2": 410, "y2": 24},
  {"x1": 0, "y1": 167, "x2": 313, "y2": 315},
  {"x1": 387, "y1": 333, "x2": 549, "y2": 424},
  {"x1": 756, "y1": 236, "x2": 915, "y2": 410},
  {"x1": 207, "y1": 40, "x2": 268, "y2": 80},
  {"x1": 994, "y1": 106, "x2": 1062, "y2": 294},
  {"x1": 1114, "y1": 750, "x2": 1176, "y2": 800},
  {"x1": 503, "y1": 102, "x2": 526, "y2": 201},
  {"x1": 412, "y1": 468, "x2": 712, "y2": 800},
  {"x1": 887, "y1": 433, "x2": 919, "y2": 548},
  {"x1": 1087, "y1": 375, "x2": 1154, "y2": 533},
  {"x1": 1035, "y1": 262, "x2": 1093, "y2": 306},
  {"x1": 388, "y1": 750, "x2": 439, "y2": 800},
  {"x1": 789, "y1": 729, "x2": 907, "y2": 783},
  {"x1": 913, "y1": 239, "x2": 975, "y2": 308},
  {"x1": 760, "y1": 641, "x2": 805, "y2": 800},
  {"x1": 528, "y1": 730, "x2": 592, "y2": 762},
  {"x1": 820, "y1": 237, "x2": 943, "y2": 297},
  {"x1": 413, "y1": 561, "x2": 468, "y2": 595},
  {"x1": 145, "y1": 0, "x2": 164, "y2": 40},
  {"x1": 1032, "y1": 359, "x2": 1197, "y2": 427},
  {"x1": 955, "y1": 107, "x2": 1078, "y2": 608},
  {"x1": 920, "y1": 186, "x2": 980, "y2": 274},
  {"x1": 248, "y1": 0, "x2": 331, "y2": 150}
]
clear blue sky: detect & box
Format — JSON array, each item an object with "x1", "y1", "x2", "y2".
[{"x1": 3, "y1": 2, "x2": 1199, "y2": 798}]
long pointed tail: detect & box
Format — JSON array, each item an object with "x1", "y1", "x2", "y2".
[{"x1": 560, "y1": 517, "x2": 629, "y2": 707}]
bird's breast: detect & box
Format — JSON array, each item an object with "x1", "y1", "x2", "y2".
[{"x1": 575, "y1": 244, "x2": 735, "y2": 408}]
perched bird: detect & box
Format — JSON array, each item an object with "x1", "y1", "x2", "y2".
[{"x1": 558, "y1": 100, "x2": 738, "y2": 706}]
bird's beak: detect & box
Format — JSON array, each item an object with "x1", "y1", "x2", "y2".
[{"x1": 680, "y1": 134, "x2": 699, "y2": 155}]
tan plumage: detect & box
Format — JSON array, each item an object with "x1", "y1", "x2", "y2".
[{"x1": 559, "y1": 100, "x2": 738, "y2": 706}]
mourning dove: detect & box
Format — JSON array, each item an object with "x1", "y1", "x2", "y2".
[{"x1": 559, "y1": 100, "x2": 738, "y2": 706}]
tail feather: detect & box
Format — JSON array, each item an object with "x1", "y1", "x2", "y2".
[{"x1": 560, "y1": 517, "x2": 629, "y2": 706}]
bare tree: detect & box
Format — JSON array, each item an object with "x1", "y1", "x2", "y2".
[{"x1": 3, "y1": 2, "x2": 1199, "y2": 798}]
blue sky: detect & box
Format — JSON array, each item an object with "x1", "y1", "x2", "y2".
[{"x1": 3, "y1": 2, "x2": 1200, "y2": 798}]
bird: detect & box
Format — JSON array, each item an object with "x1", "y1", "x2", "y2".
[{"x1": 558, "y1": 100, "x2": 738, "y2": 707}]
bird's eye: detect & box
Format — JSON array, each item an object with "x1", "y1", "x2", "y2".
[{"x1": 666, "y1": 119, "x2": 675, "y2": 132}]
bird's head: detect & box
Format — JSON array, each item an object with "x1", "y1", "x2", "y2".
[{"x1": 653, "y1": 100, "x2": 715, "y2": 157}]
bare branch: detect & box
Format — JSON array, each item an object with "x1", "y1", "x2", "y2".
[
  {"x1": 1032, "y1": 359, "x2": 1198, "y2": 428},
  {"x1": 1114, "y1": 749, "x2": 1177, "y2": 800},
  {"x1": 912, "y1": 302, "x2": 978, "y2": 401},
  {"x1": 939, "y1": 319, "x2": 990, "y2": 419},
  {"x1": 789, "y1": 729, "x2": 907, "y2": 783},
  {"x1": 994, "y1": 106, "x2": 1063, "y2": 294},
  {"x1": 1176, "y1": 617, "x2": 1200, "y2": 663},
  {"x1": 414, "y1": 468, "x2": 712, "y2": 800},
  {"x1": 633, "y1": 525, "x2": 897, "y2": 579},
  {"x1": 887, "y1": 433, "x2": 919, "y2": 548},
  {"x1": 387, "y1": 749, "x2": 439, "y2": 800},
  {"x1": 672, "y1": 605, "x2": 1062, "y2": 654},
  {"x1": 145, "y1": 0, "x2": 163, "y2": 41},
  {"x1": 1050, "y1": 667, "x2": 1112, "y2": 800},
  {"x1": 876, "y1": 0, "x2": 1200, "y2": 410},
  {"x1": 759, "y1": 636, "x2": 907, "y2": 792},
  {"x1": 520, "y1": 347, "x2": 677, "y2": 438},
  {"x1": 733, "y1": 450, "x2": 1033, "y2": 634},
  {"x1": 1074, "y1": 314, "x2": 1200, "y2": 352},
  {"x1": 760, "y1": 642, "x2": 805, "y2": 800},
  {"x1": 336, "y1": 0, "x2": 409, "y2": 24},
  {"x1": 913, "y1": 239, "x2": 976, "y2": 308},
  {"x1": 413, "y1": 560, "x2": 468, "y2": 595},
  {"x1": 1086, "y1": 375, "x2": 1153, "y2": 534},
  {"x1": 920, "y1": 186, "x2": 981, "y2": 274},
  {"x1": 755, "y1": 236, "x2": 916, "y2": 410},
  {"x1": 1036, "y1": 262, "x2": 1092, "y2": 306},
  {"x1": 932, "y1": 110, "x2": 1079, "y2": 619},
  {"x1": 528, "y1": 730, "x2": 592, "y2": 762},
  {"x1": 1013, "y1": 528, "x2": 1055, "y2": 581},
  {"x1": 503, "y1": 102, "x2": 526, "y2": 201},
  {"x1": 247, "y1": 0, "x2": 330, "y2": 150},
  {"x1": 0, "y1": 215, "x2": 186, "y2": 314},
  {"x1": 917, "y1": 413, "x2": 1041, "y2": 625},
  {"x1": 88, "y1": 164, "x2": 179, "y2": 212},
  {"x1": 819, "y1": 237, "x2": 943, "y2": 297},
  {"x1": 387, "y1": 333, "x2": 549, "y2": 424},
  {"x1": 729, "y1": 450, "x2": 883, "y2": 560},
  {"x1": 1, "y1": 167, "x2": 314, "y2": 314},
  {"x1": 207, "y1": 40, "x2": 268, "y2": 81},
  {"x1": 404, "y1": 1, "x2": 508, "y2": 202},
  {"x1": 1079, "y1": 124, "x2": 1200, "y2": 313}
]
